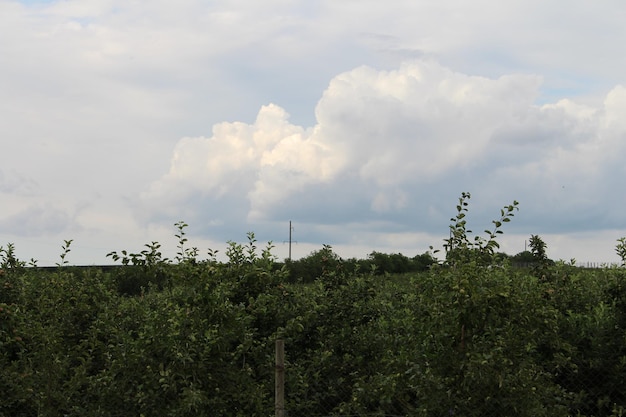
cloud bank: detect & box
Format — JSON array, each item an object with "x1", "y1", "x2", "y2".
[
  {"x1": 2, "y1": 0, "x2": 626, "y2": 264},
  {"x1": 137, "y1": 61, "x2": 626, "y2": 253}
]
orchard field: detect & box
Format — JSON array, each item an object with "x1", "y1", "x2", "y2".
[{"x1": 3, "y1": 196, "x2": 626, "y2": 417}]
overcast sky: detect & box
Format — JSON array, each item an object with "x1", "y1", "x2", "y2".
[{"x1": 2, "y1": 0, "x2": 626, "y2": 266}]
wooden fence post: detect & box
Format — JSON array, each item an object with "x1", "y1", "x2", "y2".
[{"x1": 275, "y1": 339, "x2": 285, "y2": 417}]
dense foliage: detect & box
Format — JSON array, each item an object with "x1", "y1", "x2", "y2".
[
  {"x1": 284, "y1": 245, "x2": 436, "y2": 283},
  {"x1": 2, "y1": 197, "x2": 626, "y2": 416}
]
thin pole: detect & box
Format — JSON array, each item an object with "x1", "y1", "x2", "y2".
[
  {"x1": 284, "y1": 221, "x2": 296, "y2": 261},
  {"x1": 288, "y1": 221, "x2": 292, "y2": 261},
  {"x1": 275, "y1": 339, "x2": 285, "y2": 417}
]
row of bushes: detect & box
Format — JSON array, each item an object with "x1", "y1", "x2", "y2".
[
  {"x1": 2, "y1": 233, "x2": 626, "y2": 416},
  {"x1": 3, "y1": 191, "x2": 625, "y2": 416}
]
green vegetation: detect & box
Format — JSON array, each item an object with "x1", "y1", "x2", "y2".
[{"x1": 2, "y1": 194, "x2": 626, "y2": 416}]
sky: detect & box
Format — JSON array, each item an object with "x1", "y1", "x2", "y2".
[{"x1": 1, "y1": 0, "x2": 626, "y2": 266}]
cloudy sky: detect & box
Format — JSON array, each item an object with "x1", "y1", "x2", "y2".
[{"x1": 2, "y1": 0, "x2": 626, "y2": 266}]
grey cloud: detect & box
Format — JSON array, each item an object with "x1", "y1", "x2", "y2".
[
  {"x1": 0, "y1": 170, "x2": 39, "y2": 195},
  {"x1": 0, "y1": 204, "x2": 72, "y2": 237}
]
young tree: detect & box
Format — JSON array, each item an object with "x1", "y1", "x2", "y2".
[
  {"x1": 529, "y1": 235, "x2": 548, "y2": 263},
  {"x1": 439, "y1": 192, "x2": 519, "y2": 267},
  {"x1": 616, "y1": 237, "x2": 626, "y2": 266}
]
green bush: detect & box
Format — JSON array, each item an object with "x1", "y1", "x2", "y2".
[{"x1": 3, "y1": 205, "x2": 626, "y2": 416}]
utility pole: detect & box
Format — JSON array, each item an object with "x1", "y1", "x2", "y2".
[
  {"x1": 284, "y1": 221, "x2": 297, "y2": 261},
  {"x1": 289, "y1": 221, "x2": 292, "y2": 261}
]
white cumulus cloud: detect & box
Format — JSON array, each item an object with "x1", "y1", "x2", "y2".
[{"x1": 138, "y1": 60, "x2": 626, "y2": 250}]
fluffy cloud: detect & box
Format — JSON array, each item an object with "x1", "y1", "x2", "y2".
[
  {"x1": 138, "y1": 61, "x2": 626, "y2": 247},
  {"x1": 138, "y1": 103, "x2": 342, "y2": 232},
  {"x1": 314, "y1": 62, "x2": 542, "y2": 182}
]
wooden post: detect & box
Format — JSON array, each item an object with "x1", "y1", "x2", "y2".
[{"x1": 275, "y1": 339, "x2": 285, "y2": 417}]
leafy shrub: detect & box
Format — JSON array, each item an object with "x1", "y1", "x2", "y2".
[
  {"x1": 438, "y1": 191, "x2": 519, "y2": 267},
  {"x1": 284, "y1": 244, "x2": 343, "y2": 283},
  {"x1": 107, "y1": 241, "x2": 171, "y2": 296},
  {"x1": 4, "y1": 200, "x2": 626, "y2": 416},
  {"x1": 616, "y1": 237, "x2": 626, "y2": 266}
]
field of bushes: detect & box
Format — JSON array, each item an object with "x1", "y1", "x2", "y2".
[{"x1": 2, "y1": 196, "x2": 626, "y2": 416}]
